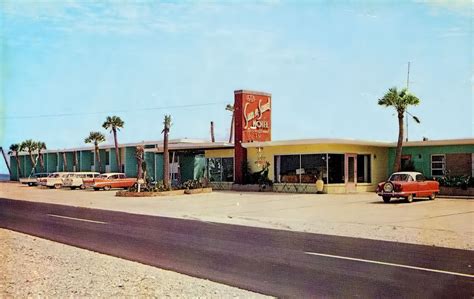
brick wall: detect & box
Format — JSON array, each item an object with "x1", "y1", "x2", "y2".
[{"x1": 446, "y1": 153, "x2": 471, "y2": 176}]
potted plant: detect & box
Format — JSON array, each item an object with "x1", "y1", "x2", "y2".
[{"x1": 315, "y1": 170, "x2": 324, "y2": 193}]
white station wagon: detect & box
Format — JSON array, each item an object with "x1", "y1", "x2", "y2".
[
  {"x1": 63, "y1": 172, "x2": 100, "y2": 190},
  {"x1": 39, "y1": 172, "x2": 73, "y2": 189}
]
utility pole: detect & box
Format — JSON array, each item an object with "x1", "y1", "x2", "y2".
[
  {"x1": 210, "y1": 121, "x2": 215, "y2": 143},
  {"x1": 406, "y1": 61, "x2": 410, "y2": 142}
]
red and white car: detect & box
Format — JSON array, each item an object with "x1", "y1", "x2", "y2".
[
  {"x1": 377, "y1": 171, "x2": 439, "y2": 203},
  {"x1": 92, "y1": 173, "x2": 137, "y2": 191}
]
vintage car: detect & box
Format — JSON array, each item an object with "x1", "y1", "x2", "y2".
[
  {"x1": 92, "y1": 173, "x2": 137, "y2": 191},
  {"x1": 39, "y1": 172, "x2": 74, "y2": 189},
  {"x1": 377, "y1": 171, "x2": 439, "y2": 203},
  {"x1": 19, "y1": 173, "x2": 49, "y2": 186},
  {"x1": 63, "y1": 172, "x2": 100, "y2": 190}
]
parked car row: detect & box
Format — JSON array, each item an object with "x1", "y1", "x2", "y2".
[{"x1": 22, "y1": 172, "x2": 137, "y2": 191}]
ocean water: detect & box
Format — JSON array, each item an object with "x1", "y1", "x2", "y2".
[{"x1": 0, "y1": 174, "x2": 10, "y2": 181}]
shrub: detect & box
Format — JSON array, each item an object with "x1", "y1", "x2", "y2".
[
  {"x1": 181, "y1": 179, "x2": 202, "y2": 190},
  {"x1": 128, "y1": 180, "x2": 170, "y2": 192},
  {"x1": 435, "y1": 175, "x2": 473, "y2": 189}
]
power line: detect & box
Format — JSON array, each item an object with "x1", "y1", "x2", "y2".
[{"x1": 0, "y1": 102, "x2": 228, "y2": 120}]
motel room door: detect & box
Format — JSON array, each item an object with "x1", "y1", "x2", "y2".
[{"x1": 345, "y1": 154, "x2": 357, "y2": 193}]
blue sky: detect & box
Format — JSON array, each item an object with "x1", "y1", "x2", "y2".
[{"x1": 0, "y1": 0, "x2": 472, "y2": 174}]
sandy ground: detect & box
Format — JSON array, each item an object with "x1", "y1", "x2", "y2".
[
  {"x1": 0, "y1": 182, "x2": 472, "y2": 296},
  {"x1": 0, "y1": 228, "x2": 269, "y2": 298},
  {"x1": 1, "y1": 183, "x2": 472, "y2": 250}
]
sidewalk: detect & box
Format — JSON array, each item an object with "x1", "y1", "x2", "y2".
[{"x1": 1, "y1": 183, "x2": 473, "y2": 250}]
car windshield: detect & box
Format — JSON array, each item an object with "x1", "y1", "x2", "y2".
[
  {"x1": 97, "y1": 175, "x2": 108, "y2": 179},
  {"x1": 50, "y1": 174, "x2": 60, "y2": 178},
  {"x1": 389, "y1": 174, "x2": 412, "y2": 181}
]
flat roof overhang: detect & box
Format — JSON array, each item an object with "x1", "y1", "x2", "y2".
[
  {"x1": 391, "y1": 138, "x2": 474, "y2": 147},
  {"x1": 242, "y1": 138, "x2": 392, "y2": 148}
]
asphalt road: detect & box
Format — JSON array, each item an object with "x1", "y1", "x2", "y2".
[{"x1": 0, "y1": 198, "x2": 472, "y2": 298}]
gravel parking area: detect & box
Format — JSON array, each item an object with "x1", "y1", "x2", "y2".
[{"x1": 0, "y1": 228, "x2": 269, "y2": 298}]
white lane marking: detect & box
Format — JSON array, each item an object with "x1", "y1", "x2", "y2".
[
  {"x1": 48, "y1": 214, "x2": 108, "y2": 225},
  {"x1": 305, "y1": 251, "x2": 474, "y2": 278}
]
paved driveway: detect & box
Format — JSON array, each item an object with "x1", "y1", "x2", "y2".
[{"x1": 1, "y1": 183, "x2": 473, "y2": 249}]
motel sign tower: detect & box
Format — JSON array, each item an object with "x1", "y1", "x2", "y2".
[{"x1": 233, "y1": 90, "x2": 272, "y2": 184}]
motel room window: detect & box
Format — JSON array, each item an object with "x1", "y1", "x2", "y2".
[
  {"x1": 328, "y1": 154, "x2": 344, "y2": 184},
  {"x1": 275, "y1": 154, "x2": 328, "y2": 184},
  {"x1": 301, "y1": 154, "x2": 327, "y2": 184},
  {"x1": 357, "y1": 154, "x2": 371, "y2": 183},
  {"x1": 105, "y1": 151, "x2": 110, "y2": 166},
  {"x1": 276, "y1": 155, "x2": 300, "y2": 183},
  {"x1": 431, "y1": 154, "x2": 446, "y2": 177},
  {"x1": 91, "y1": 151, "x2": 95, "y2": 165},
  {"x1": 207, "y1": 158, "x2": 234, "y2": 182}
]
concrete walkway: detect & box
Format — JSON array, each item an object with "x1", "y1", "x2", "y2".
[{"x1": 1, "y1": 183, "x2": 473, "y2": 250}]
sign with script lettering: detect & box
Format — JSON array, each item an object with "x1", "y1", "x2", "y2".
[
  {"x1": 233, "y1": 90, "x2": 272, "y2": 184},
  {"x1": 236, "y1": 92, "x2": 272, "y2": 142}
]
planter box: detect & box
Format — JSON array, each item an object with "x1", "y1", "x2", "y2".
[
  {"x1": 184, "y1": 187, "x2": 212, "y2": 195},
  {"x1": 439, "y1": 186, "x2": 474, "y2": 197},
  {"x1": 209, "y1": 182, "x2": 233, "y2": 190},
  {"x1": 231, "y1": 184, "x2": 272, "y2": 192},
  {"x1": 116, "y1": 189, "x2": 185, "y2": 197},
  {"x1": 273, "y1": 183, "x2": 319, "y2": 194}
]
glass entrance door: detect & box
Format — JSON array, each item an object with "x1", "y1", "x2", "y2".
[{"x1": 345, "y1": 154, "x2": 357, "y2": 193}]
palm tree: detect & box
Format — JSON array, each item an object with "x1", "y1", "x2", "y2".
[
  {"x1": 162, "y1": 115, "x2": 172, "y2": 190},
  {"x1": 36, "y1": 141, "x2": 47, "y2": 172},
  {"x1": 20, "y1": 139, "x2": 38, "y2": 174},
  {"x1": 378, "y1": 87, "x2": 421, "y2": 172},
  {"x1": 8, "y1": 144, "x2": 23, "y2": 177},
  {"x1": 226, "y1": 104, "x2": 235, "y2": 143},
  {"x1": 135, "y1": 145, "x2": 144, "y2": 180},
  {"x1": 102, "y1": 116, "x2": 124, "y2": 172},
  {"x1": 85, "y1": 132, "x2": 106, "y2": 173}
]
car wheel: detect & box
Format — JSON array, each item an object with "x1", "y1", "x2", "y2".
[
  {"x1": 406, "y1": 194, "x2": 414, "y2": 203},
  {"x1": 54, "y1": 184, "x2": 62, "y2": 189},
  {"x1": 80, "y1": 184, "x2": 86, "y2": 190},
  {"x1": 28, "y1": 182, "x2": 33, "y2": 186},
  {"x1": 383, "y1": 196, "x2": 391, "y2": 203},
  {"x1": 103, "y1": 185, "x2": 111, "y2": 191},
  {"x1": 429, "y1": 193, "x2": 436, "y2": 200}
]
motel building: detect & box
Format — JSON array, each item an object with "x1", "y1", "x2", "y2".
[{"x1": 9, "y1": 90, "x2": 474, "y2": 194}]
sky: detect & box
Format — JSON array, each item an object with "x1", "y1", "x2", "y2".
[{"x1": 0, "y1": 0, "x2": 473, "y2": 174}]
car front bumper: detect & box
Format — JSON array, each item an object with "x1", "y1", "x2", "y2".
[{"x1": 377, "y1": 191, "x2": 411, "y2": 198}]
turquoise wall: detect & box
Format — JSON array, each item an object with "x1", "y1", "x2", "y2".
[
  {"x1": 80, "y1": 151, "x2": 93, "y2": 171},
  {"x1": 155, "y1": 153, "x2": 163, "y2": 181},
  {"x1": 58, "y1": 153, "x2": 64, "y2": 171},
  {"x1": 109, "y1": 148, "x2": 122, "y2": 172},
  {"x1": 66, "y1": 152, "x2": 74, "y2": 172},
  {"x1": 388, "y1": 144, "x2": 474, "y2": 176},
  {"x1": 23, "y1": 155, "x2": 33, "y2": 176},
  {"x1": 9, "y1": 157, "x2": 18, "y2": 180},
  {"x1": 46, "y1": 153, "x2": 58, "y2": 173},
  {"x1": 179, "y1": 155, "x2": 195, "y2": 181},
  {"x1": 144, "y1": 152, "x2": 155, "y2": 181},
  {"x1": 124, "y1": 147, "x2": 137, "y2": 177}
]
